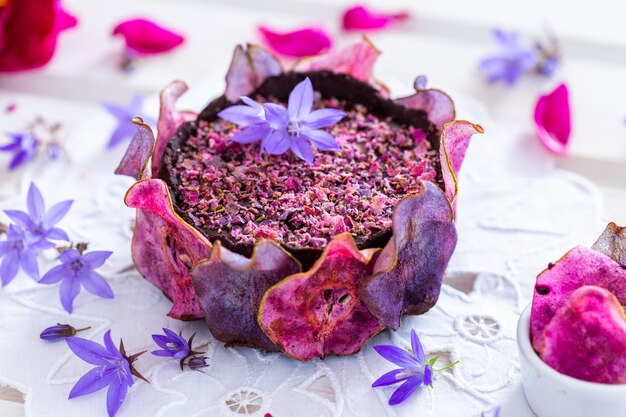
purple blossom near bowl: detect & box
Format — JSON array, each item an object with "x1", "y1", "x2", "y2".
[
  {"x1": 218, "y1": 77, "x2": 345, "y2": 164},
  {"x1": 151, "y1": 328, "x2": 190, "y2": 358},
  {"x1": 67, "y1": 330, "x2": 147, "y2": 417},
  {"x1": 38, "y1": 248, "x2": 113, "y2": 313},
  {"x1": 4, "y1": 182, "x2": 73, "y2": 248},
  {"x1": 0, "y1": 132, "x2": 39, "y2": 170},
  {"x1": 102, "y1": 93, "x2": 156, "y2": 148},
  {"x1": 479, "y1": 29, "x2": 537, "y2": 85},
  {"x1": 0, "y1": 224, "x2": 42, "y2": 285}
]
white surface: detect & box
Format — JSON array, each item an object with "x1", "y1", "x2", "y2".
[{"x1": 517, "y1": 306, "x2": 626, "y2": 417}]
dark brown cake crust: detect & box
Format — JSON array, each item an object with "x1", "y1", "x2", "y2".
[{"x1": 159, "y1": 71, "x2": 443, "y2": 269}]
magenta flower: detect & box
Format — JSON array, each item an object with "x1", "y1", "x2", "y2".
[
  {"x1": 67, "y1": 330, "x2": 147, "y2": 417},
  {"x1": 372, "y1": 329, "x2": 432, "y2": 405},
  {"x1": 4, "y1": 182, "x2": 73, "y2": 247},
  {"x1": 40, "y1": 323, "x2": 90, "y2": 341},
  {"x1": 479, "y1": 29, "x2": 536, "y2": 85},
  {"x1": 151, "y1": 328, "x2": 190, "y2": 358},
  {"x1": 342, "y1": 5, "x2": 410, "y2": 31},
  {"x1": 102, "y1": 94, "x2": 155, "y2": 148},
  {"x1": 112, "y1": 18, "x2": 185, "y2": 56},
  {"x1": 218, "y1": 77, "x2": 345, "y2": 164},
  {"x1": 0, "y1": 225, "x2": 41, "y2": 285},
  {"x1": 533, "y1": 83, "x2": 571, "y2": 155},
  {"x1": 38, "y1": 248, "x2": 113, "y2": 313},
  {"x1": 258, "y1": 26, "x2": 332, "y2": 57},
  {"x1": 0, "y1": 132, "x2": 39, "y2": 170}
]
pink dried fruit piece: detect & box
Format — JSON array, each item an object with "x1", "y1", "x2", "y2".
[
  {"x1": 258, "y1": 234, "x2": 383, "y2": 361},
  {"x1": 531, "y1": 246, "x2": 626, "y2": 352},
  {"x1": 125, "y1": 179, "x2": 211, "y2": 320},
  {"x1": 541, "y1": 286, "x2": 626, "y2": 384},
  {"x1": 360, "y1": 180, "x2": 457, "y2": 329},
  {"x1": 191, "y1": 241, "x2": 301, "y2": 351},
  {"x1": 592, "y1": 222, "x2": 626, "y2": 267}
]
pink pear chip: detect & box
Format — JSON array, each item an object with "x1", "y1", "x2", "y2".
[
  {"x1": 192, "y1": 241, "x2": 300, "y2": 351},
  {"x1": 360, "y1": 181, "x2": 457, "y2": 329},
  {"x1": 293, "y1": 37, "x2": 381, "y2": 83},
  {"x1": 125, "y1": 179, "x2": 211, "y2": 320},
  {"x1": 592, "y1": 222, "x2": 626, "y2": 267},
  {"x1": 541, "y1": 286, "x2": 626, "y2": 384},
  {"x1": 115, "y1": 118, "x2": 154, "y2": 180},
  {"x1": 152, "y1": 81, "x2": 196, "y2": 176},
  {"x1": 439, "y1": 121, "x2": 484, "y2": 203},
  {"x1": 258, "y1": 234, "x2": 383, "y2": 361},
  {"x1": 531, "y1": 246, "x2": 626, "y2": 352},
  {"x1": 396, "y1": 82, "x2": 456, "y2": 133},
  {"x1": 225, "y1": 44, "x2": 283, "y2": 102}
]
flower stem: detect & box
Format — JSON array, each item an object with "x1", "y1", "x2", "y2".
[
  {"x1": 433, "y1": 360, "x2": 460, "y2": 372},
  {"x1": 74, "y1": 326, "x2": 91, "y2": 334}
]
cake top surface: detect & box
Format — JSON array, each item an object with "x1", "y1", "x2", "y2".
[{"x1": 170, "y1": 96, "x2": 440, "y2": 251}]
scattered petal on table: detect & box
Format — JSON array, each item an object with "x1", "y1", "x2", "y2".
[
  {"x1": 112, "y1": 18, "x2": 185, "y2": 55},
  {"x1": 342, "y1": 5, "x2": 410, "y2": 31},
  {"x1": 533, "y1": 83, "x2": 571, "y2": 155},
  {"x1": 258, "y1": 25, "x2": 332, "y2": 58}
]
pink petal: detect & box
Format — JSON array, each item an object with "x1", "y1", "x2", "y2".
[
  {"x1": 533, "y1": 83, "x2": 571, "y2": 155},
  {"x1": 56, "y1": 3, "x2": 77, "y2": 31},
  {"x1": 342, "y1": 5, "x2": 410, "y2": 31},
  {"x1": 293, "y1": 37, "x2": 380, "y2": 83},
  {"x1": 439, "y1": 121, "x2": 484, "y2": 204},
  {"x1": 258, "y1": 25, "x2": 332, "y2": 58},
  {"x1": 224, "y1": 44, "x2": 283, "y2": 102},
  {"x1": 152, "y1": 81, "x2": 196, "y2": 177},
  {"x1": 112, "y1": 18, "x2": 185, "y2": 55}
]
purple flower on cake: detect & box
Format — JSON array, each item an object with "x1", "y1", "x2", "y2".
[
  {"x1": 38, "y1": 248, "x2": 113, "y2": 313},
  {"x1": 102, "y1": 94, "x2": 155, "y2": 148},
  {"x1": 372, "y1": 329, "x2": 433, "y2": 405},
  {"x1": 479, "y1": 29, "x2": 536, "y2": 85},
  {"x1": 0, "y1": 132, "x2": 39, "y2": 170},
  {"x1": 67, "y1": 330, "x2": 147, "y2": 417},
  {"x1": 4, "y1": 182, "x2": 73, "y2": 247},
  {"x1": 218, "y1": 77, "x2": 345, "y2": 164},
  {"x1": 40, "y1": 323, "x2": 90, "y2": 341},
  {"x1": 151, "y1": 328, "x2": 190, "y2": 358},
  {"x1": 0, "y1": 224, "x2": 41, "y2": 285}
]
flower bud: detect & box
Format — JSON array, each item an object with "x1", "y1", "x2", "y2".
[{"x1": 187, "y1": 356, "x2": 209, "y2": 370}]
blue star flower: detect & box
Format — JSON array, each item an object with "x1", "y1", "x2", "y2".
[
  {"x1": 0, "y1": 132, "x2": 39, "y2": 170},
  {"x1": 102, "y1": 93, "x2": 156, "y2": 148}
]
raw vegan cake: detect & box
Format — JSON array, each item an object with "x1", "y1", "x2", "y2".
[{"x1": 116, "y1": 39, "x2": 483, "y2": 360}]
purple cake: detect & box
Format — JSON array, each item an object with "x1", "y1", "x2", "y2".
[{"x1": 117, "y1": 39, "x2": 483, "y2": 360}]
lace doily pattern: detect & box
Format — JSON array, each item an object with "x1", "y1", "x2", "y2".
[{"x1": 0, "y1": 99, "x2": 605, "y2": 417}]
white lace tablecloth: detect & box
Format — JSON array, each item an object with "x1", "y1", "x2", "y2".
[{"x1": 0, "y1": 94, "x2": 605, "y2": 417}]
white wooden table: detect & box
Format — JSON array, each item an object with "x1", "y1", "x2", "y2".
[{"x1": 1, "y1": 0, "x2": 625, "y2": 415}]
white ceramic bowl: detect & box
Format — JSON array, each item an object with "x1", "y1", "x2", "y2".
[{"x1": 517, "y1": 305, "x2": 626, "y2": 417}]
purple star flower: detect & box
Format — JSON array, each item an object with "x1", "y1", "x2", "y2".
[
  {"x1": 0, "y1": 224, "x2": 42, "y2": 285},
  {"x1": 4, "y1": 182, "x2": 73, "y2": 247},
  {"x1": 67, "y1": 330, "x2": 147, "y2": 417},
  {"x1": 102, "y1": 93, "x2": 156, "y2": 148},
  {"x1": 218, "y1": 77, "x2": 345, "y2": 164},
  {"x1": 479, "y1": 29, "x2": 537, "y2": 85},
  {"x1": 372, "y1": 329, "x2": 432, "y2": 405},
  {"x1": 151, "y1": 328, "x2": 190, "y2": 358},
  {"x1": 0, "y1": 132, "x2": 39, "y2": 170},
  {"x1": 38, "y1": 248, "x2": 113, "y2": 313}
]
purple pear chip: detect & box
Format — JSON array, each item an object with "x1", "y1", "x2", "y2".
[
  {"x1": 191, "y1": 241, "x2": 300, "y2": 351},
  {"x1": 542, "y1": 286, "x2": 626, "y2": 384},
  {"x1": 258, "y1": 234, "x2": 383, "y2": 361}
]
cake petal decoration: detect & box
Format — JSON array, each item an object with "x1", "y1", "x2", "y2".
[
  {"x1": 395, "y1": 76, "x2": 456, "y2": 133},
  {"x1": 541, "y1": 286, "x2": 626, "y2": 384},
  {"x1": 592, "y1": 222, "x2": 626, "y2": 266},
  {"x1": 360, "y1": 181, "x2": 457, "y2": 329},
  {"x1": 530, "y1": 245, "x2": 626, "y2": 352},
  {"x1": 342, "y1": 5, "x2": 410, "y2": 31},
  {"x1": 114, "y1": 118, "x2": 154, "y2": 180},
  {"x1": 439, "y1": 120, "x2": 484, "y2": 204},
  {"x1": 192, "y1": 240, "x2": 301, "y2": 351},
  {"x1": 152, "y1": 81, "x2": 196, "y2": 177},
  {"x1": 0, "y1": 0, "x2": 77, "y2": 72},
  {"x1": 293, "y1": 37, "x2": 380, "y2": 84},
  {"x1": 258, "y1": 26, "x2": 332, "y2": 58},
  {"x1": 112, "y1": 18, "x2": 185, "y2": 55},
  {"x1": 533, "y1": 83, "x2": 571, "y2": 155},
  {"x1": 258, "y1": 234, "x2": 383, "y2": 360},
  {"x1": 124, "y1": 179, "x2": 211, "y2": 320}
]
